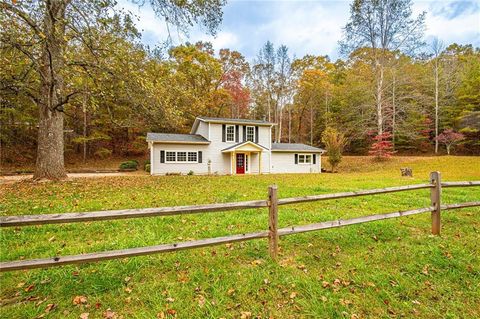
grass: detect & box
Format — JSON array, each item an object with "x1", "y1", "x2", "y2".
[{"x1": 0, "y1": 156, "x2": 479, "y2": 318}]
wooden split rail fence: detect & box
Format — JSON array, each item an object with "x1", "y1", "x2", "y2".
[{"x1": 1, "y1": 172, "x2": 479, "y2": 272}]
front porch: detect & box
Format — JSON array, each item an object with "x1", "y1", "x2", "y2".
[{"x1": 222, "y1": 141, "x2": 268, "y2": 175}]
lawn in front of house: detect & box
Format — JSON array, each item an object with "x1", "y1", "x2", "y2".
[{"x1": 1, "y1": 156, "x2": 479, "y2": 318}]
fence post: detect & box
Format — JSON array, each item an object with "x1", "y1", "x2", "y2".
[
  {"x1": 430, "y1": 171, "x2": 442, "y2": 235},
  {"x1": 268, "y1": 185, "x2": 279, "y2": 260}
]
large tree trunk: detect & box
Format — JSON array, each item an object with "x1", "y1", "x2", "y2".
[
  {"x1": 33, "y1": 1, "x2": 68, "y2": 180},
  {"x1": 34, "y1": 106, "x2": 66, "y2": 180}
]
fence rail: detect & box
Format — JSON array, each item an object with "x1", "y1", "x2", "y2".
[{"x1": 1, "y1": 172, "x2": 479, "y2": 272}]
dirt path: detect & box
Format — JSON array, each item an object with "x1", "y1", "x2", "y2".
[{"x1": 0, "y1": 172, "x2": 145, "y2": 184}]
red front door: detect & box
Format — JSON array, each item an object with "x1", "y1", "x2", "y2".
[{"x1": 236, "y1": 153, "x2": 245, "y2": 174}]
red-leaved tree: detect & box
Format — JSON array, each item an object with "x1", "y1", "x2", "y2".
[
  {"x1": 369, "y1": 132, "x2": 395, "y2": 160},
  {"x1": 436, "y1": 129, "x2": 465, "y2": 155}
]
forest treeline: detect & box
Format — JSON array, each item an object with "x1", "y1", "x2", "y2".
[{"x1": 1, "y1": 1, "x2": 479, "y2": 169}]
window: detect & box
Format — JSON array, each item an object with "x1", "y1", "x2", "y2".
[
  {"x1": 298, "y1": 154, "x2": 312, "y2": 164},
  {"x1": 226, "y1": 125, "x2": 235, "y2": 142},
  {"x1": 246, "y1": 126, "x2": 255, "y2": 142},
  {"x1": 177, "y1": 152, "x2": 187, "y2": 162},
  {"x1": 163, "y1": 151, "x2": 199, "y2": 163},
  {"x1": 166, "y1": 151, "x2": 176, "y2": 162},
  {"x1": 188, "y1": 152, "x2": 198, "y2": 162}
]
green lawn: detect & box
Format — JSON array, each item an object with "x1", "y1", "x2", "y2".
[{"x1": 1, "y1": 156, "x2": 479, "y2": 318}]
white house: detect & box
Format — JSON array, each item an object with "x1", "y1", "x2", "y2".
[{"x1": 146, "y1": 117, "x2": 325, "y2": 175}]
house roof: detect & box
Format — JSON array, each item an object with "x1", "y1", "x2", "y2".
[
  {"x1": 271, "y1": 143, "x2": 325, "y2": 153},
  {"x1": 191, "y1": 116, "x2": 275, "y2": 134},
  {"x1": 198, "y1": 116, "x2": 275, "y2": 126},
  {"x1": 221, "y1": 141, "x2": 269, "y2": 153},
  {"x1": 146, "y1": 133, "x2": 210, "y2": 144}
]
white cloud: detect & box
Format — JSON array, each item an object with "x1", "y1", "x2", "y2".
[
  {"x1": 116, "y1": 0, "x2": 479, "y2": 60},
  {"x1": 414, "y1": 1, "x2": 480, "y2": 47}
]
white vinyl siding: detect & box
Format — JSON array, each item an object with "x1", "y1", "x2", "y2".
[
  {"x1": 151, "y1": 145, "x2": 208, "y2": 175},
  {"x1": 270, "y1": 152, "x2": 321, "y2": 174}
]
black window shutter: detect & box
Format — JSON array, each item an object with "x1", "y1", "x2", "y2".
[
  {"x1": 198, "y1": 151, "x2": 202, "y2": 163},
  {"x1": 243, "y1": 126, "x2": 246, "y2": 142},
  {"x1": 313, "y1": 154, "x2": 316, "y2": 164},
  {"x1": 160, "y1": 150, "x2": 165, "y2": 163},
  {"x1": 235, "y1": 125, "x2": 239, "y2": 142},
  {"x1": 255, "y1": 126, "x2": 259, "y2": 143},
  {"x1": 294, "y1": 154, "x2": 298, "y2": 164},
  {"x1": 222, "y1": 124, "x2": 226, "y2": 142}
]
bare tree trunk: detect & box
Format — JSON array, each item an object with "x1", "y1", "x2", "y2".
[
  {"x1": 376, "y1": 62, "x2": 384, "y2": 136},
  {"x1": 277, "y1": 103, "x2": 283, "y2": 143},
  {"x1": 434, "y1": 58, "x2": 439, "y2": 154},
  {"x1": 392, "y1": 72, "x2": 396, "y2": 150},
  {"x1": 33, "y1": 1, "x2": 68, "y2": 180},
  {"x1": 288, "y1": 106, "x2": 291, "y2": 143},
  {"x1": 83, "y1": 92, "x2": 87, "y2": 163},
  {"x1": 310, "y1": 105, "x2": 313, "y2": 145},
  {"x1": 267, "y1": 96, "x2": 271, "y2": 122}
]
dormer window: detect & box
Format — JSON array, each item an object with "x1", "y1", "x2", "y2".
[
  {"x1": 246, "y1": 126, "x2": 255, "y2": 142},
  {"x1": 226, "y1": 125, "x2": 235, "y2": 142}
]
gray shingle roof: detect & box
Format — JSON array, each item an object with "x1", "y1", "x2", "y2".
[
  {"x1": 271, "y1": 143, "x2": 325, "y2": 152},
  {"x1": 197, "y1": 116, "x2": 275, "y2": 126},
  {"x1": 146, "y1": 133, "x2": 210, "y2": 144}
]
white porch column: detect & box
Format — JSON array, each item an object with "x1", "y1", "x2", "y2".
[{"x1": 259, "y1": 152, "x2": 262, "y2": 174}]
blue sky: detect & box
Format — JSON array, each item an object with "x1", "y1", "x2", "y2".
[{"x1": 117, "y1": 0, "x2": 480, "y2": 61}]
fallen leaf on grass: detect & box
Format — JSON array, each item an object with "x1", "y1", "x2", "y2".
[
  {"x1": 166, "y1": 308, "x2": 176, "y2": 316},
  {"x1": 422, "y1": 265, "x2": 429, "y2": 275},
  {"x1": 166, "y1": 297, "x2": 175, "y2": 303},
  {"x1": 227, "y1": 288, "x2": 235, "y2": 296},
  {"x1": 73, "y1": 295, "x2": 87, "y2": 305},
  {"x1": 45, "y1": 303, "x2": 56, "y2": 313},
  {"x1": 251, "y1": 259, "x2": 263, "y2": 266},
  {"x1": 340, "y1": 299, "x2": 352, "y2": 306},
  {"x1": 25, "y1": 284, "x2": 35, "y2": 292},
  {"x1": 80, "y1": 313, "x2": 89, "y2": 319},
  {"x1": 290, "y1": 292, "x2": 298, "y2": 299},
  {"x1": 197, "y1": 295, "x2": 206, "y2": 307},
  {"x1": 322, "y1": 281, "x2": 330, "y2": 288},
  {"x1": 103, "y1": 309, "x2": 117, "y2": 318},
  {"x1": 240, "y1": 311, "x2": 252, "y2": 319}
]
